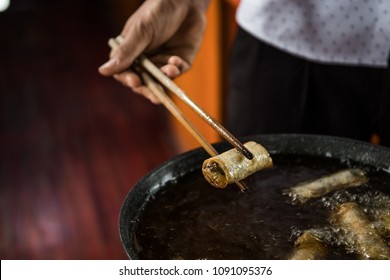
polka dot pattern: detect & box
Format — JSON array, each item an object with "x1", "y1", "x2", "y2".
[{"x1": 237, "y1": 0, "x2": 390, "y2": 67}]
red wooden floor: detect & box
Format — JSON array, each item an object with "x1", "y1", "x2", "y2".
[{"x1": 0, "y1": 0, "x2": 178, "y2": 259}]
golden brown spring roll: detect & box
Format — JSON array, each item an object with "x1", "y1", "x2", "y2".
[
  {"x1": 331, "y1": 202, "x2": 390, "y2": 260},
  {"x1": 288, "y1": 231, "x2": 328, "y2": 260},
  {"x1": 202, "y1": 141, "x2": 273, "y2": 188},
  {"x1": 285, "y1": 168, "x2": 368, "y2": 204}
]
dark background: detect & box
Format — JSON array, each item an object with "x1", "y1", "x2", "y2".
[{"x1": 0, "y1": 0, "x2": 177, "y2": 259}]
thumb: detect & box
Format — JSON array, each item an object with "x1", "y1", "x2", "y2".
[{"x1": 98, "y1": 33, "x2": 150, "y2": 76}]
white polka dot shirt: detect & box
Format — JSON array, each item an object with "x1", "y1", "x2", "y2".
[{"x1": 237, "y1": 0, "x2": 390, "y2": 67}]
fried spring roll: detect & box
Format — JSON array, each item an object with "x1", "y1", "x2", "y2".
[
  {"x1": 288, "y1": 231, "x2": 328, "y2": 260},
  {"x1": 285, "y1": 168, "x2": 367, "y2": 204},
  {"x1": 331, "y1": 202, "x2": 390, "y2": 260},
  {"x1": 202, "y1": 141, "x2": 273, "y2": 188}
]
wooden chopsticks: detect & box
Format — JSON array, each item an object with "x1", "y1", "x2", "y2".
[{"x1": 108, "y1": 36, "x2": 250, "y2": 191}]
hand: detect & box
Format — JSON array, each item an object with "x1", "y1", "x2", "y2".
[{"x1": 98, "y1": 0, "x2": 210, "y2": 104}]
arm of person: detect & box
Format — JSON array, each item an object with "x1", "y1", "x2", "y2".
[{"x1": 98, "y1": 0, "x2": 210, "y2": 103}]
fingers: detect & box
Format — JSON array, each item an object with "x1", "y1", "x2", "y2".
[
  {"x1": 98, "y1": 1, "x2": 203, "y2": 107},
  {"x1": 99, "y1": 32, "x2": 186, "y2": 103},
  {"x1": 110, "y1": 55, "x2": 185, "y2": 104},
  {"x1": 113, "y1": 70, "x2": 142, "y2": 88},
  {"x1": 98, "y1": 58, "x2": 119, "y2": 76},
  {"x1": 98, "y1": 33, "x2": 149, "y2": 76},
  {"x1": 99, "y1": 5, "x2": 155, "y2": 76},
  {"x1": 155, "y1": 55, "x2": 189, "y2": 74},
  {"x1": 113, "y1": 71, "x2": 161, "y2": 104},
  {"x1": 98, "y1": 61, "x2": 185, "y2": 105},
  {"x1": 99, "y1": 0, "x2": 195, "y2": 77},
  {"x1": 160, "y1": 64, "x2": 181, "y2": 79}
]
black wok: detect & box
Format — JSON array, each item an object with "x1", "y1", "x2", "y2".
[{"x1": 119, "y1": 134, "x2": 390, "y2": 259}]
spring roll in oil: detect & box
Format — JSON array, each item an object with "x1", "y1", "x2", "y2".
[
  {"x1": 285, "y1": 168, "x2": 368, "y2": 204},
  {"x1": 288, "y1": 230, "x2": 328, "y2": 260},
  {"x1": 331, "y1": 202, "x2": 390, "y2": 260},
  {"x1": 202, "y1": 141, "x2": 272, "y2": 188}
]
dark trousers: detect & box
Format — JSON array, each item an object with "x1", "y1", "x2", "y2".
[{"x1": 228, "y1": 27, "x2": 390, "y2": 147}]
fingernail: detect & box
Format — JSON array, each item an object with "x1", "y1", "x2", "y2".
[{"x1": 99, "y1": 58, "x2": 117, "y2": 70}]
